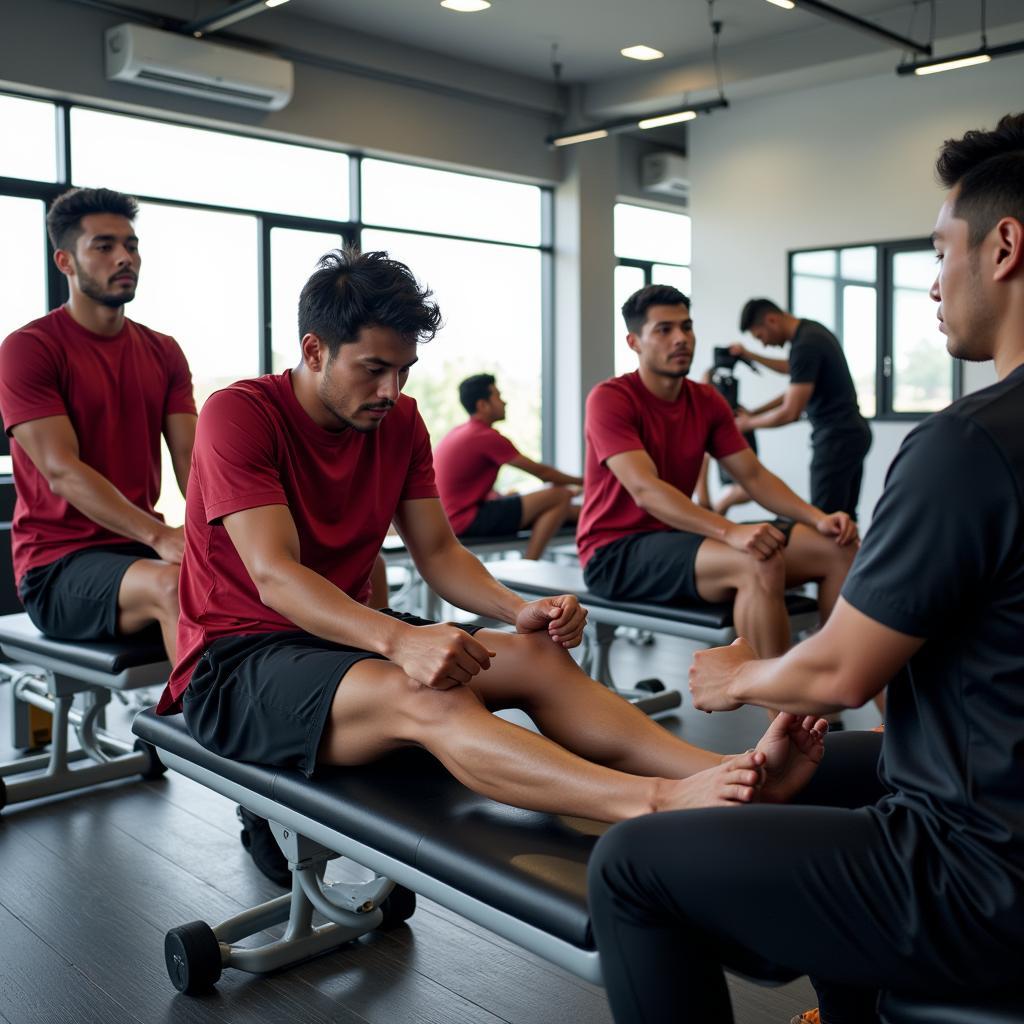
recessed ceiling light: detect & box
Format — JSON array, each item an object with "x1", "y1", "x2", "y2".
[
  {"x1": 440, "y1": 0, "x2": 491, "y2": 11},
  {"x1": 621, "y1": 45, "x2": 664, "y2": 61}
]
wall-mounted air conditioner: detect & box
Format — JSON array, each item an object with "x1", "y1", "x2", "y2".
[
  {"x1": 105, "y1": 23, "x2": 294, "y2": 111},
  {"x1": 640, "y1": 152, "x2": 690, "y2": 202}
]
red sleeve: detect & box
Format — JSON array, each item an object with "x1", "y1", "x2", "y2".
[
  {"x1": 705, "y1": 387, "x2": 749, "y2": 460},
  {"x1": 194, "y1": 389, "x2": 287, "y2": 523},
  {"x1": 162, "y1": 336, "x2": 197, "y2": 417},
  {"x1": 485, "y1": 429, "x2": 519, "y2": 466},
  {"x1": 0, "y1": 328, "x2": 68, "y2": 433},
  {"x1": 586, "y1": 383, "x2": 645, "y2": 465},
  {"x1": 400, "y1": 408, "x2": 439, "y2": 501}
]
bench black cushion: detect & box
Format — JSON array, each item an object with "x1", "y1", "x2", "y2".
[
  {"x1": 491, "y1": 559, "x2": 818, "y2": 630},
  {"x1": 0, "y1": 612, "x2": 167, "y2": 674},
  {"x1": 383, "y1": 524, "x2": 577, "y2": 556},
  {"x1": 880, "y1": 989, "x2": 1024, "y2": 1024},
  {"x1": 133, "y1": 708, "x2": 599, "y2": 949}
]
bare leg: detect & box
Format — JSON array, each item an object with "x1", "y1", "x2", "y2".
[
  {"x1": 713, "y1": 485, "x2": 752, "y2": 516},
  {"x1": 117, "y1": 559, "x2": 180, "y2": 659},
  {"x1": 782, "y1": 524, "x2": 857, "y2": 624},
  {"x1": 519, "y1": 487, "x2": 573, "y2": 560},
  {"x1": 317, "y1": 632, "x2": 757, "y2": 821},
  {"x1": 694, "y1": 540, "x2": 790, "y2": 658}
]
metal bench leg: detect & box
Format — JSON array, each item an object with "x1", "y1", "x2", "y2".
[{"x1": 587, "y1": 621, "x2": 682, "y2": 716}]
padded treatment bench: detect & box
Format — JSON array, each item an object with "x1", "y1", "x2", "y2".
[
  {"x1": 489, "y1": 558, "x2": 820, "y2": 715},
  {"x1": 0, "y1": 613, "x2": 169, "y2": 811},
  {"x1": 133, "y1": 708, "x2": 604, "y2": 994}
]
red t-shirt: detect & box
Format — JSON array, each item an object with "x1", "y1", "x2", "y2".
[
  {"x1": 576, "y1": 371, "x2": 748, "y2": 566},
  {"x1": 158, "y1": 371, "x2": 437, "y2": 714},
  {"x1": 0, "y1": 307, "x2": 196, "y2": 585},
  {"x1": 433, "y1": 418, "x2": 520, "y2": 534}
]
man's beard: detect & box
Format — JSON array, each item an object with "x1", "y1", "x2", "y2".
[
  {"x1": 74, "y1": 261, "x2": 136, "y2": 308},
  {"x1": 947, "y1": 252, "x2": 997, "y2": 362}
]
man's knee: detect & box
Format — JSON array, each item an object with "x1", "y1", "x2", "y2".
[
  {"x1": 150, "y1": 562, "x2": 181, "y2": 617},
  {"x1": 740, "y1": 551, "x2": 787, "y2": 594},
  {"x1": 389, "y1": 673, "x2": 487, "y2": 738}
]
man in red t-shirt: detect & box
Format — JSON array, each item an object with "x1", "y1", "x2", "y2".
[
  {"x1": 0, "y1": 187, "x2": 196, "y2": 659},
  {"x1": 577, "y1": 284, "x2": 858, "y2": 660},
  {"x1": 158, "y1": 249, "x2": 830, "y2": 829},
  {"x1": 434, "y1": 374, "x2": 582, "y2": 559}
]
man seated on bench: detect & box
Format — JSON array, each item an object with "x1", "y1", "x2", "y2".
[
  {"x1": 0, "y1": 187, "x2": 195, "y2": 659},
  {"x1": 434, "y1": 374, "x2": 582, "y2": 559},
  {"x1": 588, "y1": 112, "x2": 1024, "y2": 1024},
  {"x1": 577, "y1": 283, "x2": 858, "y2": 661},
  {"x1": 155, "y1": 248, "x2": 828, "y2": 825}
]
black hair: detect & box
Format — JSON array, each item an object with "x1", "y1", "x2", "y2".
[
  {"x1": 739, "y1": 298, "x2": 783, "y2": 332},
  {"x1": 46, "y1": 187, "x2": 139, "y2": 251},
  {"x1": 621, "y1": 284, "x2": 691, "y2": 333},
  {"x1": 298, "y1": 248, "x2": 441, "y2": 358},
  {"x1": 936, "y1": 112, "x2": 1024, "y2": 247},
  {"x1": 459, "y1": 373, "x2": 496, "y2": 415}
]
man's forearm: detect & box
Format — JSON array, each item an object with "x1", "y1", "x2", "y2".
[
  {"x1": 416, "y1": 540, "x2": 527, "y2": 623},
  {"x1": 749, "y1": 394, "x2": 785, "y2": 417},
  {"x1": 49, "y1": 460, "x2": 174, "y2": 545},
  {"x1": 748, "y1": 353, "x2": 791, "y2": 375},
  {"x1": 742, "y1": 467, "x2": 822, "y2": 527},
  {"x1": 171, "y1": 450, "x2": 192, "y2": 497},
  {"x1": 635, "y1": 479, "x2": 732, "y2": 541},
  {"x1": 533, "y1": 464, "x2": 583, "y2": 486},
  {"x1": 748, "y1": 406, "x2": 798, "y2": 430}
]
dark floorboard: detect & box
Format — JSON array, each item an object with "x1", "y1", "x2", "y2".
[{"x1": 0, "y1": 625, "x2": 835, "y2": 1023}]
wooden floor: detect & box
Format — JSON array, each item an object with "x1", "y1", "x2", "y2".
[{"x1": 0, "y1": 629, "x2": 880, "y2": 1024}]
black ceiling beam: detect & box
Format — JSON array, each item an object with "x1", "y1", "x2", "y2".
[
  {"x1": 180, "y1": 0, "x2": 271, "y2": 37},
  {"x1": 794, "y1": 0, "x2": 932, "y2": 56}
]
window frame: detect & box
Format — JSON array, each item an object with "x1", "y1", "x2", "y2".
[{"x1": 788, "y1": 237, "x2": 962, "y2": 421}]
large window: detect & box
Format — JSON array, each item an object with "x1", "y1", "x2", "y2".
[
  {"x1": 613, "y1": 203, "x2": 691, "y2": 377},
  {"x1": 789, "y1": 240, "x2": 957, "y2": 419},
  {"x1": 0, "y1": 91, "x2": 551, "y2": 517}
]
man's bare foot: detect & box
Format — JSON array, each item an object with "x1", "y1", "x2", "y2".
[{"x1": 652, "y1": 750, "x2": 766, "y2": 811}]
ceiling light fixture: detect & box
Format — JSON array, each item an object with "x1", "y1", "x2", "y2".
[
  {"x1": 621, "y1": 44, "x2": 664, "y2": 61},
  {"x1": 440, "y1": 0, "x2": 492, "y2": 11},
  {"x1": 897, "y1": 40, "x2": 1024, "y2": 75},
  {"x1": 769, "y1": 0, "x2": 931, "y2": 54},
  {"x1": 181, "y1": 0, "x2": 289, "y2": 37},
  {"x1": 763, "y1": 0, "x2": 796, "y2": 9},
  {"x1": 548, "y1": 96, "x2": 729, "y2": 147}
]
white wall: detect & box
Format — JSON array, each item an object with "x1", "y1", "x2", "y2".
[{"x1": 687, "y1": 57, "x2": 1020, "y2": 523}]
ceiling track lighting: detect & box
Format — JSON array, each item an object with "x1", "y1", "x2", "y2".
[
  {"x1": 181, "y1": 0, "x2": 289, "y2": 37},
  {"x1": 547, "y1": 97, "x2": 729, "y2": 148},
  {"x1": 896, "y1": 38, "x2": 1024, "y2": 75},
  {"x1": 764, "y1": 0, "x2": 931, "y2": 55}
]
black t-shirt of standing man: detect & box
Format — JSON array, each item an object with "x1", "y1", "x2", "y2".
[{"x1": 788, "y1": 319, "x2": 867, "y2": 439}]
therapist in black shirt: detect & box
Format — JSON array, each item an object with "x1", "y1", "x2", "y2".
[
  {"x1": 731, "y1": 302, "x2": 872, "y2": 519},
  {"x1": 588, "y1": 111, "x2": 1024, "y2": 1024}
]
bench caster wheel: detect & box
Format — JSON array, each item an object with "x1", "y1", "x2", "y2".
[
  {"x1": 134, "y1": 739, "x2": 168, "y2": 780},
  {"x1": 379, "y1": 884, "x2": 416, "y2": 929},
  {"x1": 165, "y1": 921, "x2": 222, "y2": 994},
  {"x1": 635, "y1": 678, "x2": 666, "y2": 693}
]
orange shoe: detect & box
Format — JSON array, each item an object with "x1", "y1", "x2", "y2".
[{"x1": 790, "y1": 1011, "x2": 820, "y2": 1024}]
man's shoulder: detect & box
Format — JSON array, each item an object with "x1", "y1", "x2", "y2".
[
  {"x1": 794, "y1": 319, "x2": 839, "y2": 347},
  {"x1": 2, "y1": 309, "x2": 64, "y2": 351},
  {"x1": 124, "y1": 317, "x2": 179, "y2": 350},
  {"x1": 935, "y1": 369, "x2": 1024, "y2": 475},
  {"x1": 588, "y1": 373, "x2": 640, "y2": 410}
]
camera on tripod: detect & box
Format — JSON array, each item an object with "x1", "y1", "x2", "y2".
[{"x1": 710, "y1": 347, "x2": 759, "y2": 411}]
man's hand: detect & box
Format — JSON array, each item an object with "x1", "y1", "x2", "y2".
[
  {"x1": 515, "y1": 595, "x2": 588, "y2": 649},
  {"x1": 689, "y1": 637, "x2": 757, "y2": 712},
  {"x1": 756, "y1": 712, "x2": 828, "y2": 803},
  {"x1": 728, "y1": 343, "x2": 749, "y2": 360},
  {"x1": 725, "y1": 522, "x2": 787, "y2": 561},
  {"x1": 152, "y1": 525, "x2": 185, "y2": 564},
  {"x1": 734, "y1": 411, "x2": 754, "y2": 434},
  {"x1": 815, "y1": 512, "x2": 859, "y2": 547},
  {"x1": 393, "y1": 623, "x2": 497, "y2": 690}
]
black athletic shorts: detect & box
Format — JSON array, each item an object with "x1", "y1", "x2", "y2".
[
  {"x1": 18, "y1": 541, "x2": 160, "y2": 640},
  {"x1": 459, "y1": 495, "x2": 523, "y2": 538},
  {"x1": 181, "y1": 611, "x2": 483, "y2": 778},
  {"x1": 584, "y1": 520, "x2": 794, "y2": 606}
]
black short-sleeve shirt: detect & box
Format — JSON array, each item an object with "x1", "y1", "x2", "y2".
[
  {"x1": 788, "y1": 319, "x2": 866, "y2": 438},
  {"x1": 841, "y1": 364, "x2": 1024, "y2": 939}
]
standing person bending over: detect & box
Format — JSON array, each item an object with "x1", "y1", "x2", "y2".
[
  {"x1": 588, "y1": 112, "x2": 1024, "y2": 1024},
  {"x1": 733, "y1": 299, "x2": 872, "y2": 519},
  {"x1": 434, "y1": 374, "x2": 581, "y2": 559},
  {"x1": 0, "y1": 187, "x2": 196, "y2": 658},
  {"x1": 157, "y1": 249, "x2": 824, "y2": 824},
  {"x1": 577, "y1": 285, "x2": 858, "y2": 661}
]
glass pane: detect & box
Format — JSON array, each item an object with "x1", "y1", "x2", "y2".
[
  {"x1": 792, "y1": 275, "x2": 836, "y2": 332},
  {"x1": 614, "y1": 264, "x2": 647, "y2": 378},
  {"x1": 270, "y1": 227, "x2": 343, "y2": 372},
  {"x1": 71, "y1": 109, "x2": 349, "y2": 220},
  {"x1": 792, "y1": 249, "x2": 836, "y2": 277},
  {"x1": 361, "y1": 159, "x2": 541, "y2": 246},
  {"x1": 842, "y1": 285, "x2": 877, "y2": 419},
  {"x1": 614, "y1": 204, "x2": 691, "y2": 265},
  {"x1": 0, "y1": 196, "x2": 48, "y2": 342},
  {"x1": 651, "y1": 263, "x2": 692, "y2": 295},
  {"x1": 362, "y1": 228, "x2": 541, "y2": 493},
  {"x1": 891, "y1": 251, "x2": 949, "y2": 414},
  {"x1": 840, "y1": 246, "x2": 877, "y2": 283},
  {"x1": 128, "y1": 203, "x2": 260, "y2": 524},
  {"x1": 0, "y1": 94, "x2": 57, "y2": 181}
]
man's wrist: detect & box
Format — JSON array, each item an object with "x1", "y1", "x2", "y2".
[{"x1": 377, "y1": 617, "x2": 416, "y2": 660}]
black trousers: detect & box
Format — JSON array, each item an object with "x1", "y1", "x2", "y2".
[
  {"x1": 588, "y1": 732, "x2": 1010, "y2": 1024},
  {"x1": 810, "y1": 424, "x2": 872, "y2": 519}
]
